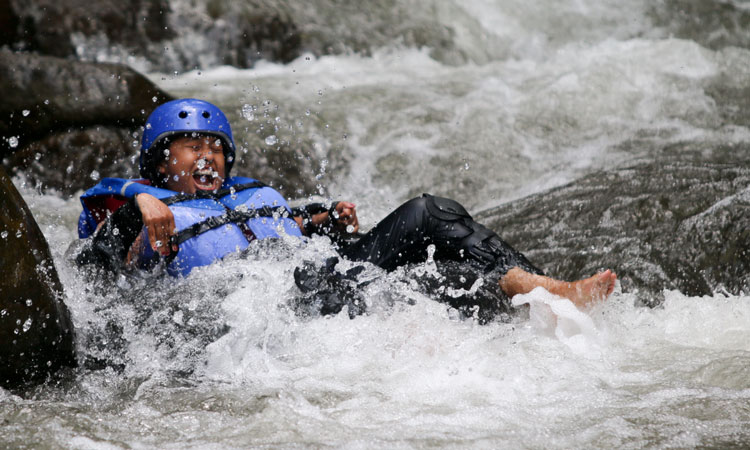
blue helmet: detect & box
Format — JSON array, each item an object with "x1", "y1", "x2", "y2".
[{"x1": 140, "y1": 98, "x2": 236, "y2": 181}]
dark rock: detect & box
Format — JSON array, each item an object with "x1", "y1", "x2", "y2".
[
  {"x1": 649, "y1": 0, "x2": 750, "y2": 51},
  {"x1": 475, "y1": 159, "x2": 750, "y2": 304},
  {"x1": 201, "y1": 3, "x2": 302, "y2": 68},
  {"x1": 1, "y1": 0, "x2": 172, "y2": 57},
  {"x1": 1, "y1": 0, "x2": 467, "y2": 72},
  {"x1": 0, "y1": 166, "x2": 76, "y2": 388},
  {"x1": 4, "y1": 126, "x2": 138, "y2": 195},
  {"x1": 1, "y1": 0, "x2": 302, "y2": 72},
  {"x1": 233, "y1": 133, "x2": 330, "y2": 199},
  {"x1": 0, "y1": 50, "x2": 172, "y2": 156}
]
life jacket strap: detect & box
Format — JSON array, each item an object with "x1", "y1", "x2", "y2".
[{"x1": 171, "y1": 205, "x2": 287, "y2": 246}]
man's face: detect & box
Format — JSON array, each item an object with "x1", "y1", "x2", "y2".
[{"x1": 158, "y1": 134, "x2": 226, "y2": 194}]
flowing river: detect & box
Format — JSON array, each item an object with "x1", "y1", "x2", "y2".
[{"x1": 2, "y1": 0, "x2": 750, "y2": 447}]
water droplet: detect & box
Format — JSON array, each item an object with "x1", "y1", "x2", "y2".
[
  {"x1": 44, "y1": 99, "x2": 49, "y2": 105},
  {"x1": 464, "y1": 162, "x2": 470, "y2": 170},
  {"x1": 305, "y1": 110, "x2": 311, "y2": 116},
  {"x1": 163, "y1": 149, "x2": 170, "y2": 156},
  {"x1": 346, "y1": 225, "x2": 355, "y2": 233},
  {"x1": 112, "y1": 227, "x2": 120, "y2": 236},
  {"x1": 155, "y1": 240, "x2": 163, "y2": 248},
  {"x1": 22, "y1": 318, "x2": 32, "y2": 333},
  {"x1": 22, "y1": 110, "x2": 30, "y2": 117},
  {"x1": 152, "y1": 96, "x2": 158, "y2": 102},
  {"x1": 25, "y1": 299, "x2": 32, "y2": 306},
  {"x1": 8, "y1": 136, "x2": 18, "y2": 148},
  {"x1": 15, "y1": 230, "x2": 22, "y2": 238},
  {"x1": 197, "y1": 159, "x2": 207, "y2": 169},
  {"x1": 66, "y1": 164, "x2": 74, "y2": 174},
  {"x1": 146, "y1": 122, "x2": 152, "y2": 129},
  {"x1": 265, "y1": 135, "x2": 278, "y2": 146},
  {"x1": 242, "y1": 104, "x2": 255, "y2": 121},
  {"x1": 90, "y1": 170, "x2": 100, "y2": 180},
  {"x1": 1, "y1": 231, "x2": 7, "y2": 239}
]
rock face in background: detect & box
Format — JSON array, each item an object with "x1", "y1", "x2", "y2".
[
  {"x1": 0, "y1": 51, "x2": 171, "y2": 193},
  {"x1": 0, "y1": 0, "x2": 302, "y2": 72},
  {"x1": 476, "y1": 158, "x2": 750, "y2": 304},
  {"x1": 0, "y1": 167, "x2": 76, "y2": 389},
  {"x1": 0, "y1": 0, "x2": 465, "y2": 73},
  {"x1": 649, "y1": 0, "x2": 750, "y2": 51},
  {"x1": 0, "y1": 0, "x2": 173, "y2": 58}
]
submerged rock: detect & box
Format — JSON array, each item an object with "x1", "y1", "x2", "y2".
[
  {"x1": 476, "y1": 159, "x2": 750, "y2": 304},
  {"x1": 0, "y1": 167, "x2": 76, "y2": 389}
]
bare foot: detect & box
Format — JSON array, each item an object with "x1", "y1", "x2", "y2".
[
  {"x1": 553, "y1": 270, "x2": 617, "y2": 307},
  {"x1": 499, "y1": 267, "x2": 617, "y2": 308}
]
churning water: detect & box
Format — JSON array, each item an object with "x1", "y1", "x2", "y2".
[{"x1": 3, "y1": 0, "x2": 750, "y2": 448}]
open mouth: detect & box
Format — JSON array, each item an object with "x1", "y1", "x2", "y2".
[{"x1": 192, "y1": 169, "x2": 222, "y2": 191}]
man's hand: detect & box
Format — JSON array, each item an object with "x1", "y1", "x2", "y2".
[
  {"x1": 330, "y1": 201, "x2": 359, "y2": 234},
  {"x1": 135, "y1": 193, "x2": 178, "y2": 255},
  {"x1": 295, "y1": 201, "x2": 359, "y2": 236}
]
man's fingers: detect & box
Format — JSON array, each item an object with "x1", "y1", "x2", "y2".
[{"x1": 148, "y1": 220, "x2": 176, "y2": 255}]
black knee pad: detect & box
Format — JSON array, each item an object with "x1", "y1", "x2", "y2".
[
  {"x1": 423, "y1": 194, "x2": 471, "y2": 222},
  {"x1": 421, "y1": 194, "x2": 497, "y2": 266}
]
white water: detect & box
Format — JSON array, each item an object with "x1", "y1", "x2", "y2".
[
  {"x1": 154, "y1": 39, "x2": 750, "y2": 222},
  {"x1": 4, "y1": 0, "x2": 750, "y2": 447}
]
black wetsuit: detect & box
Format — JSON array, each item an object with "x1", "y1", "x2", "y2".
[
  {"x1": 291, "y1": 194, "x2": 542, "y2": 322},
  {"x1": 77, "y1": 193, "x2": 542, "y2": 323}
]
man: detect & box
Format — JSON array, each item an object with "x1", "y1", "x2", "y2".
[{"x1": 77, "y1": 98, "x2": 616, "y2": 319}]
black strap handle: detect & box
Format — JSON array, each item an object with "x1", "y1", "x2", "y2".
[{"x1": 171, "y1": 205, "x2": 286, "y2": 246}]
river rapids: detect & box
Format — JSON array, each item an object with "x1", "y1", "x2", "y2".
[{"x1": 2, "y1": 0, "x2": 750, "y2": 448}]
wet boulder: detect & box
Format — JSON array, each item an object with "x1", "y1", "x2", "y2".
[
  {"x1": 649, "y1": 0, "x2": 750, "y2": 52},
  {"x1": 0, "y1": 0, "x2": 172, "y2": 58},
  {"x1": 0, "y1": 50, "x2": 172, "y2": 156},
  {"x1": 1, "y1": 0, "x2": 301, "y2": 73},
  {"x1": 476, "y1": 159, "x2": 750, "y2": 304},
  {"x1": 0, "y1": 51, "x2": 171, "y2": 193},
  {"x1": 5, "y1": 126, "x2": 139, "y2": 196},
  {"x1": 0, "y1": 166, "x2": 76, "y2": 389}
]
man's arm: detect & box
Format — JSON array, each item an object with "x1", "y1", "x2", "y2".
[
  {"x1": 293, "y1": 201, "x2": 359, "y2": 237},
  {"x1": 76, "y1": 194, "x2": 177, "y2": 271},
  {"x1": 133, "y1": 194, "x2": 178, "y2": 256}
]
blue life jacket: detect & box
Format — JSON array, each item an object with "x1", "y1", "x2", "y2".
[{"x1": 78, "y1": 177, "x2": 303, "y2": 276}]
